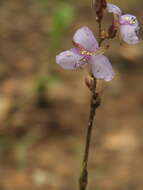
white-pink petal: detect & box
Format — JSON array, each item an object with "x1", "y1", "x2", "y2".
[
  {"x1": 120, "y1": 25, "x2": 139, "y2": 44},
  {"x1": 73, "y1": 27, "x2": 98, "y2": 51},
  {"x1": 89, "y1": 55, "x2": 114, "y2": 81},
  {"x1": 56, "y1": 49, "x2": 84, "y2": 70},
  {"x1": 107, "y1": 3, "x2": 122, "y2": 16}
]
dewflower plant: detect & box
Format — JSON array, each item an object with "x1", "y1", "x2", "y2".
[
  {"x1": 56, "y1": 0, "x2": 140, "y2": 190},
  {"x1": 56, "y1": 27, "x2": 114, "y2": 81}
]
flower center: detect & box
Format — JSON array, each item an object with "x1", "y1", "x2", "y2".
[
  {"x1": 72, "y1": 40, "x2": 109, "y2": 57},
  {"x1": 72, "y1": 40, "x2": 95, "y2": 56},
  {"x1": 80, "y1": 50, "x2": 94, "y2": 56},
  {"x1": 120, "y1": 16, "x2": 137, "y2": 25}
]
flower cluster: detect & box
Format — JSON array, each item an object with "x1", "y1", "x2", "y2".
[
  {"x1": 56, "y1": 2, "x2": 140, "y2": 81},
  {"x1": 107, "y1": 3, "x2": 139, "y2": 44}
]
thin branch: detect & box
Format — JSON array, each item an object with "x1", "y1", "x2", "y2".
[
  {"x1": 79, "y1": 77, "x2": 100, "y2": 190},
  {"x1": 78, "y1": 1, "x2": 106, "y2": 188}
]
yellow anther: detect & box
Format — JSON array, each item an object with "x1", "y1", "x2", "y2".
[
  {"x1": 130, "y1": 18, "x2": 136, "y2": 24},
  {"x1": 125, "y1": 16, "x2": 130, "y2": 21},
  {"x1": 80, "y1": 46, "x2": 109, "y2": 56},
  {"x1": 87, "y1": 52, "x2": 92, "y2": 55},
  {"x1": 80, "y1": 50, "x2": 93, "y2": 56},
  {"x1": 81, "y1": 50, "x2": 87, "y2": 55}
]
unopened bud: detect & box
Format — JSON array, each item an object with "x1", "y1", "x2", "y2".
[{"x1": 84, "y1": 77, "x2": 94, "y2": 91}]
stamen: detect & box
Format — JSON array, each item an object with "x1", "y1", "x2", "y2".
[
  {"x1": 72, "y1": 40, "x2": 109, "y2": 57},
  {"x1": 121, "y1": 16, "x2": 137, "y2": 25},
  {"x1": 81, "y1": 50, "x2": 88, "y2": 55},
  {"x1": 130, "y1": 18, "x2": 136, "y2": 24}
]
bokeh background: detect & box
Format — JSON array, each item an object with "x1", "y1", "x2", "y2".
[{"x1": 0, "y1": 0, "x2": 143, "y2": 189}]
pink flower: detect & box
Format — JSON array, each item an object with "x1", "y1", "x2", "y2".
[
  {"x1": 107, "y1": 3, "x2": 139, "y2": 44},
  {"x1": 56, "y1": 27, "x2": 114, "y2": 81},
  {"x1": 107, "y1": 3, "x2": 122, "y2": 17}
]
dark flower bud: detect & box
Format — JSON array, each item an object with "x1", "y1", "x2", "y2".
[{"x1": 85, "y1": 77, "x2": 94, "y2": 91}]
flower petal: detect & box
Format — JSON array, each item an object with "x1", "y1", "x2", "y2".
[
  {"x1": 120, "y1": 25, "x2": 139, "y2": 44},
  {"x1": 73, "y1": 27, "x2": 98, "y2": 51},
  {"x1": 56, "y1": 49, "x2": 85, "y2": 70},
  {"x1": 119, "y1": 14, "x2": 139, "y2": 26},
  {"x1": 89, "y1": 55, "x2": 114, "y2": 81},
  {"x1": 107, "y1": 3, "x2": 122, "y2": 16}
]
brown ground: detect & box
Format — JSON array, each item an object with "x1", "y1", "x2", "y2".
[{"x1": 0, "y1": 0, "x2": 143, "y2": 190}]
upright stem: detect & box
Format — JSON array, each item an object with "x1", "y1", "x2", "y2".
[
  {"x1": 98, "y1": 21, "x2": 102, "y2": 37},
  {"x1": 79, "y1": 15, "x2": 103, "y2": 189},
  {"x1": 79, "y1": 77, "x2": 100, "y2": 190},
  {"x1": 98, "y1": 21, "x2": 104, "y2": 47}
]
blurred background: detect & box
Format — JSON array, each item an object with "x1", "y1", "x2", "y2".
[{"x1": 0, "y1": 0, "x2": 143, "y2": 189}]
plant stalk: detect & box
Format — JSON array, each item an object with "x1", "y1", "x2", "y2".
[{"x1": 79, "y1": 77, "x2": 100, "y2": 190}]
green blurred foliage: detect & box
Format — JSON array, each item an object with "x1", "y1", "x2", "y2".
[
  {"x1": 36, "y1": 75, "x2": 59, "y2": 93},
  {"x1": 49, "y1": 3, "x2": 74, "y2": 52}
]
